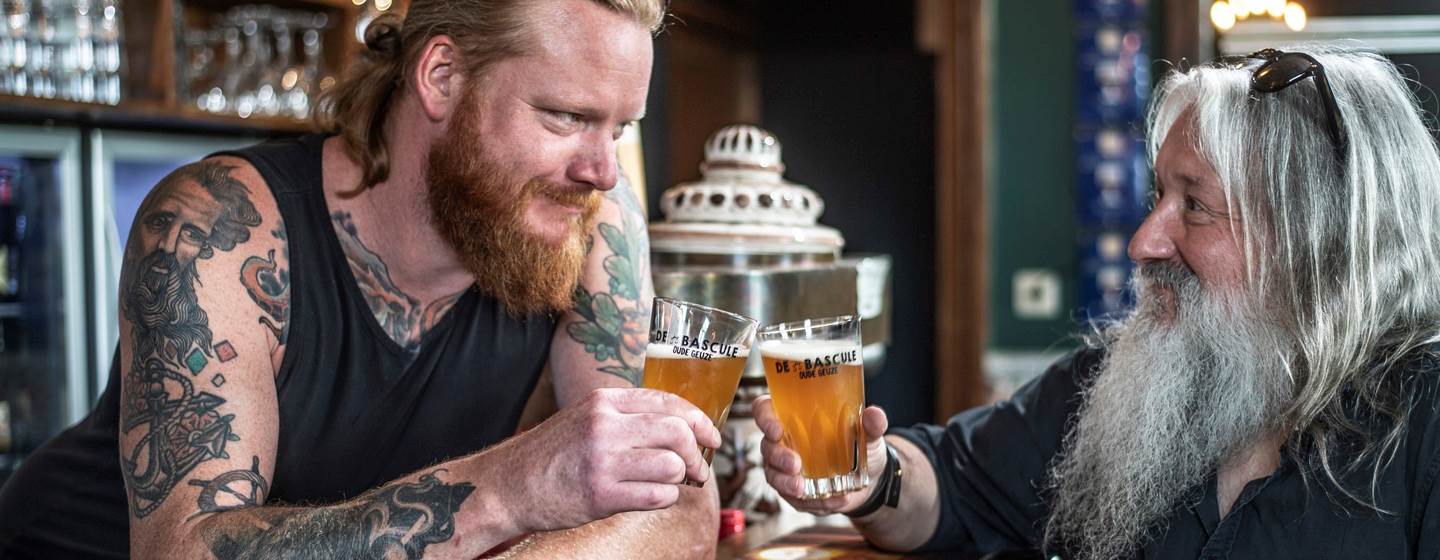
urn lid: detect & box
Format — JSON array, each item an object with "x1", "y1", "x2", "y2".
[{"x1": 651, "y1": 124, "x2": 843, "y2": 256}]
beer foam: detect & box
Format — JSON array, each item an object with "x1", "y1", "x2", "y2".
[
  {"x1": 646, "y1": 342, "x2": 749, "y2": 359},
  {"x1": 758, "y1": 340, "x2": 863, "y2": 364}
]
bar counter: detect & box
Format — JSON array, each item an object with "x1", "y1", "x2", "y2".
[{"x1": 716, "y1": 516, "x2": 940, "y2": 560}]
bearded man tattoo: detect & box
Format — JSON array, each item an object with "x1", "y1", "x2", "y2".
[{"x1": 119, "y1": 161, "x2": 262, "y2": 518}]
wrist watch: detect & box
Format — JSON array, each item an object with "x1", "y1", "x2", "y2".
[{"x1": 844, "y1": 442, "x2": 902, "y2": 518}]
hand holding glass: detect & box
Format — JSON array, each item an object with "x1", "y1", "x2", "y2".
[
  {"x1": 759, "y1": 315, "x2": 869, "y2": 499},
  {"x1": 641, "y1": 297, "x2": 758, "y2": 486}
]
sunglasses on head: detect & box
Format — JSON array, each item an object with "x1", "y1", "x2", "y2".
[{"x1": 1218, "y1": 48, "x2": 1348, "y2": 167}]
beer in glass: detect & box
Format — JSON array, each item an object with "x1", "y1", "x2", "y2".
[
  {"x1": 642, "y1": 297, "x2": 759, "y2": 485},
  {"x1": 758, "y1": 315, "x2": 868, "y2": 499}
]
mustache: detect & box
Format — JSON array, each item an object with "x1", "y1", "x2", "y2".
[
  {"x1": 127, "y1": 251, "x2": 201, "y2": 319},
  {"x1": 1134, "y1": 261, "x2": 1198, "y2": 295},
  {"x1": 535, "y1": 183, "x2": 601, "y2": 210},
  {"x1": 139, "y1": 249, "x2": 179, "y2": 274},
  {"x1": 1131, "y1": 261, "x2": 1202, "y2": 319},
  {"x1": 130, "y1": 251, "x2": 189, "y2": 304}
]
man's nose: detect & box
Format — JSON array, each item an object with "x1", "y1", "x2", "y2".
[
  {"x1": 1128, "y1": 205, "x2": 1179, "y2": 262},
  {"x1": 567, "y1": 132, "x2": 619, "y2": 191},
  {"x1": 159, "y1": 227, "x2": 182, "y2": 254}
]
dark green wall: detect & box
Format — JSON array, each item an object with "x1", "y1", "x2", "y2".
[{"x1": 986, "y1": 0, "x2": 1080, "y2": 350}]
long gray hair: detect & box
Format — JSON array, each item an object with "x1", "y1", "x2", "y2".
[{"x1": 1148, "y1": 43, "x2": 1440, "y2": 507}]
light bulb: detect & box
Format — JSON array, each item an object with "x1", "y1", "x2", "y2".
[
  {"x1": 1266, "y1": 0, "x2": 1286, "y2": 18},
  {"x1": 1211, "y1": 1, "x2": 1237, "y2": 31},
  {"x1": 1284, "y1": 2, "x2": 1307, "y2": 31}
]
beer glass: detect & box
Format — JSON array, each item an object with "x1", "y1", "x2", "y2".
[
  {"x1": 758, "y1": 315, "x2": 868, "y2": 499},
  {"x1": 642, "y1": 297, "x2": 759, "y2": 485}
]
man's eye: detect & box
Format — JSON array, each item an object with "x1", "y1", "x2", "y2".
[
  {"x1": 181, "y1": 226, "x2": 206, "y2": 243},
  {"x1": 145, "y1": 214, "x2": 172, "y2": 230},
  {"x1": 614, "y1": 122, "x2": 634, "y2": 140},
  {"x1": 1185, "y1": 196, "x2": 1206, "y2": 212},
  {"x1": 548, "y1": 110, "x2": 582, "y2": 127}
]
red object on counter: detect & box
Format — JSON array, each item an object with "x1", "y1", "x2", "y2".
[{"x1": 718, "y1": 508, "x2": 745, "y2": 540}]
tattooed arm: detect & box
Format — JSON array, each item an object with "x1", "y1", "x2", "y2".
[
  {"x1": 504, "y1": 178, "x2": 720, "y2": 559},
  {"x1": 553, "y1": 172, "x2": 654, "y2": 399},
  {"x1": 121, "y1": 159, "x2": 716, "y2": 560},
  {"x1": 117, "y1": 158, "x2": 291, "y2": 551},
  {"x1": 116, "y1": 159, "x2": 501, "y2": 559}
]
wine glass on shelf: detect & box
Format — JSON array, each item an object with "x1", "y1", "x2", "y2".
[
  {"x1": 179, "y1": 28, "x2": 213, "y2": 111},
  {"x1": 197, "y1": 14, "x2": 241, "y2": 114},
  {"x1": 297, "y1": 11, "x2": 328, "y2": 118},
  {"x1": 28, "y1": 0, "x2": 55, "y2": 99},
  {"x1": 252, "y1": 5, "x2": 283, "y2": 117},
  {"x1": 274, "y1": 10, "x2": 309, "y2": 119},
  {"x1": 229, "y1": 7, "x2": 254, "y2": 117},
  {"x1": 0, "y1": 0, "x2": 30, "y2": 96},
  {"x1": 92, "y1": 0, "x2": 118, "y2": 104},
  {"x1": 70, "y1": 0, "x2": 96, "y2": 103}
]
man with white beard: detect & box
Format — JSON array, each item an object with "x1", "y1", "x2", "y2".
[{"x1": 757, "y1": 46, "x2": 1440, "y2": 559}]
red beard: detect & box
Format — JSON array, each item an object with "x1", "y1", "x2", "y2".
[{"x1": 425, "y1": 96, "x2": 602, "y2": 316}]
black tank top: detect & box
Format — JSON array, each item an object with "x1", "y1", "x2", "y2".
[{"x1": 0, "y1": 134, "x2": 556, "y2": 558}]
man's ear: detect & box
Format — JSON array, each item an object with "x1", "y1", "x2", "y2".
[{"x1": 412, "y1": 35, "x2": 463, "y2": 122}]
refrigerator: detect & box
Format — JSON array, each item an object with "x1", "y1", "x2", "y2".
[
  {"x1": 0, "y1": 124, "x2": 259, "y2": 482},
  {"x1": 0, "y1": 124, "x2": 86, "y2": 479}
]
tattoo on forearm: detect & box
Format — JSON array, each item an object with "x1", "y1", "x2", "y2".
[
  {"x1": 203, "y1": 470, "x2": 475, "y2": 560},
  {"x1": 567, "y1": 183, "x2": 651, "y2": 385},
  {"x1": 119, "y1": 161, "x2": 260, "y2": 518},
  {"x1": 331, "y1": 211, "x2": 463, "y2": 354}
]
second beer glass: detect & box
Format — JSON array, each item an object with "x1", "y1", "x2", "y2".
[
  {"x1": 759, "y1": 315, "x2": 869, "y2": 499},
  {"x1": 642, "y1": 297, "x2": 759, "y2": 486}
]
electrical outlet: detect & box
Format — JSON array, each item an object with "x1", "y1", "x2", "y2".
[{"x1": 1013, "y1": 268, "x2": 1062, "y2": 320}]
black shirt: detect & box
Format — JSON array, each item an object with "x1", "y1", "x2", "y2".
[
  {"x1": 0, "y1": 134, "x2": 557, "y2": 558},
  {"x1": 891, "y1": 347, "x2": 1440, "y2": 559}
]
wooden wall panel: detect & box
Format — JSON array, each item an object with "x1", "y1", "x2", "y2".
[
  {"x1": 928, "y1": 0, "x2": 991, "y2": 420},
  {"x1": 663, "y1": 2, "x2": 760, "y2": 187}
]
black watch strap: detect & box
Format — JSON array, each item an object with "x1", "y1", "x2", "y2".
[{"x1": 845, "y1": 442, "x2": 902, "y2": 518}]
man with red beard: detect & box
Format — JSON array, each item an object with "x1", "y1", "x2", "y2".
[
  {"x1": 0, "y1": 1, "x2": 723, "y2": 559},
  {"x1": 757, "y1": 47, "x2": 1440, "y2": 559}
]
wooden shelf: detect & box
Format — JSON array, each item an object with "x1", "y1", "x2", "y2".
[
  {"x1": 0, "y1": 93, "x2": 313, "y2": 135},
  {"x1": 184, "y1": 0, "x2": 363, "y2": 10},
  {"x1": 0, "y1": 0, "x2": 400, "y2": 135}
]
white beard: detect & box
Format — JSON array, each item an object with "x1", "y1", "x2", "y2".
[{"x1": 1044, "y1": 262, "x2": 1294, "y2": 560}]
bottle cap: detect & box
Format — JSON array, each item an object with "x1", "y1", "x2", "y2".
[{"x1": 718, "y1": 507, "x2": 745, "y2": 540}]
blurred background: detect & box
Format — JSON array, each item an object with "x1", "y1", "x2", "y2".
[{"x1": 3, "y1": 0, "x2": 1440, "y2": 488}]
